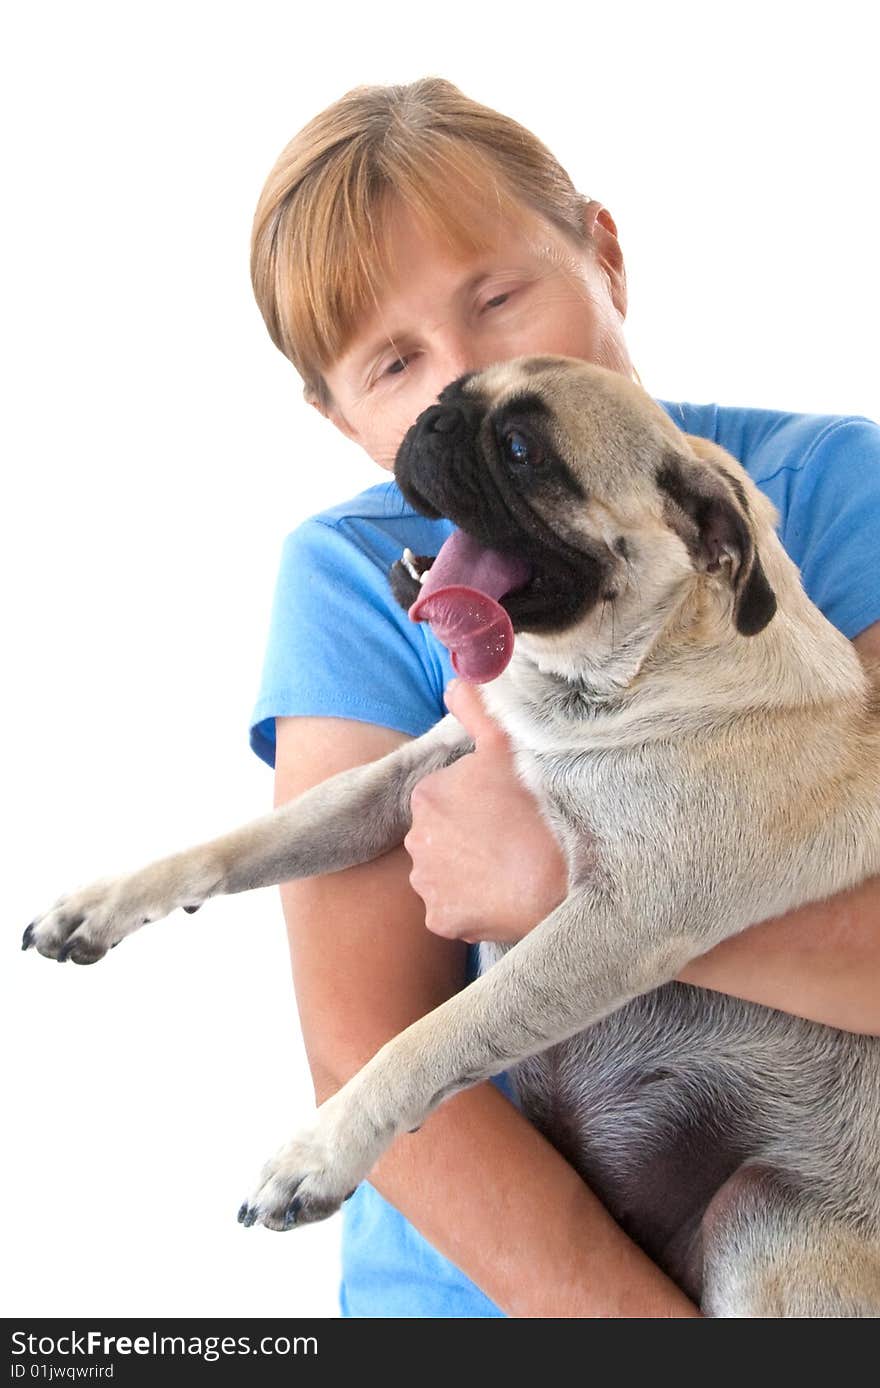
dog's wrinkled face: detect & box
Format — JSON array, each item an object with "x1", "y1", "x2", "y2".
[{"x1": 391, "y1": 356, "x2": 776, "y2": 682}]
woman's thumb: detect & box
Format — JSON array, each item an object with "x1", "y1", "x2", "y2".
[{"x1": 443, "y1": 678, "x2": 506, "y2": 745}]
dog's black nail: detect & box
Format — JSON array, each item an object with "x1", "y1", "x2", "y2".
[
  {"x1": 183, "y1": 904, "x2": 201, "y2": 914},
  {"x1": 343, "y1": 1189, "x2": 357, "y2": 1203},
  {"x1": 56, "y1": 941, "x2": 72, "y2": 963},
  {"x1": 243, "y1": 1207, "x2": 259, "y2": 1228},
  {"x1": 22, "y1": 923, "x2": 35, "y2": 951},
  {"x1": 237, "y1": 1202, "x2": 250, "y2": 1224},
  {"x1": 283, "y1": 1198, "x2": 302, "y2": 1230}
]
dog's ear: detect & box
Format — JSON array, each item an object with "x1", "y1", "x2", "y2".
[{"x1": 656, "y1": 453, "x2": 777, "y2": 636}]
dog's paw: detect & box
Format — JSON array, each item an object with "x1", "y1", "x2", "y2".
[
  {"x1": 240, "y1": 1110, "x2": 377, "y2": 1232},
  {"x1": 22, "y1": 866, "x2": 204, "y2": 965},
  {"x1": 22, "y1": 877, "x2": 133, "y2": 964}
]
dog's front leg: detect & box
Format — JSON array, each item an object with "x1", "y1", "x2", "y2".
[
  {"x1": 23, "y1": 714, "x2": 471, "y2": 965},
  {"x1": 241, "y1": 879, "x2": 700, "y2": 1231}
]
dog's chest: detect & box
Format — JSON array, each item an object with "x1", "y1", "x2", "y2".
[
  {"x1": 480, "y1": 656, "x2": 609, "y2": 759},
  {"x1": 479, "y1": 660, "x2": 646, "y2": 862}
]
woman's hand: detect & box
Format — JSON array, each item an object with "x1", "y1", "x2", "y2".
[{"x1": 404, "y1": 680, "x2": 569, "y2": 944}]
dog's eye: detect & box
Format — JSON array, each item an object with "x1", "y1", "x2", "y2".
[{"x1": 502, "y1": 428, "x2": 542, "y2": 468}]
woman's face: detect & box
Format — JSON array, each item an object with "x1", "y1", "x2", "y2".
[{"x1": 317, "y1": 196, "x2": 633, "y2": 473}]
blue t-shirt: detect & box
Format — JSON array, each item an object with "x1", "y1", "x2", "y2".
[{"x1": 249, "y1": 399, "x2": 880, "y2": 1318}]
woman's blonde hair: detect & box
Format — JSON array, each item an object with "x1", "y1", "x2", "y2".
[{"x1": 250, "y1": 78, "x2": 593, "y2": 408}]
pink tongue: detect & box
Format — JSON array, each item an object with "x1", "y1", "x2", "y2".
[{"x1": 409, "y1": 531, "x2": 531, "y2": 683}]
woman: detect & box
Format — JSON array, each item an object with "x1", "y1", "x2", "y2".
[{"x1": 248, "y1": 78, "x2": 880, "y2": 1317}]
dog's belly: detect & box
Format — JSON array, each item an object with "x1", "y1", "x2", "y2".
[
  {"x1": 484, "y1": 972, "x2": 870, "y2": 1295},
  {"x1": 509, "y1": 995, "x2": 749, "y2": 1290}
]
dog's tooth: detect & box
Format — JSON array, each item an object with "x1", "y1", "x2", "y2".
[{"x1": 400, "y1": 547, "x2": 421, "y2": 583}]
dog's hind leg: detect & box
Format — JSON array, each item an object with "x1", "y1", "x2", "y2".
[
  {"x1": 700, "y1": 1164, "x2": 880, "y2": 1318},
  {"x1": 24, "y1": 713, "x2": 471, "y2": 964}
]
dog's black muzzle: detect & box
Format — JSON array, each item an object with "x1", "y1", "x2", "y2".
[
  {"x1": 393, "y1": 384, "x2": 612, "y2": 636},
  {"x1": 394, "y1": 395, "x2": 486, "y2": 523}
]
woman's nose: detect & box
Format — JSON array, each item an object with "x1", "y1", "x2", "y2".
[
  {"x1": 429, "y1": 335, "x2": 483, "y2": 392},
  {"x1": 430, "y1": 359, "x2": 475, "y2": 401}
]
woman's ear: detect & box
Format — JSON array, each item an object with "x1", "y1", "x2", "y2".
[
  {"x1": 580, "y1": 199, "x2": 627, "y2": 319},
  {"x1": 306, "y1": 391, "x2": 360, "y2": 444}
]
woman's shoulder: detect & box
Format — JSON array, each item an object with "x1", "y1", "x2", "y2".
[
  {"x1": 656, "y1": 397, "x2": 879, "y2": 485},
  {"x1": 250, "y1": 480, "x2": 457, "y2": 766},
  {"x1": 287, "y1": 478, "x2": 454, "y2": 573}
]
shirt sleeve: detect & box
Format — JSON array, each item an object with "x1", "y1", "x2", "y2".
[
  {"x1": 248, "y1": 516, "x2": 447, "y2": 769},
  {"x1": 772, "y1": 416, "x2": 880, "y2": 641}
]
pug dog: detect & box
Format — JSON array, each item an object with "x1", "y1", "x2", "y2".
[{"x1": 23, "y1": 357, "x2": 880, "y2": 1316}]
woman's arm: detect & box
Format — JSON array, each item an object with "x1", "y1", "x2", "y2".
[
  {"x1": 275, "y1": 713, "x2": 699, "y2": 1318},
  {"x1": 677, "y1": 875, "x2": 880, "y2": 1035}
]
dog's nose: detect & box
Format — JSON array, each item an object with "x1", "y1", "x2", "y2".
[{"x1": 422, "y1": 405, "x2": 463, "y2": 436}]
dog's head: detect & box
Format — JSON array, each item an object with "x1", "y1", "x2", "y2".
[{"x1": 391, "y1": 356, "x2": 777, "y2": 683}]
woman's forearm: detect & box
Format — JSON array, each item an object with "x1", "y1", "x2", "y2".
[
  {"x1": 279, "y1": 847, "x2": 699, "y2": 1318},
  {"x1": 678, "y1": 874, "x2": 880, "y2": 1036},
  {"x1": 345, "y1": 1074, "x2": 699, "y2": 1318}
]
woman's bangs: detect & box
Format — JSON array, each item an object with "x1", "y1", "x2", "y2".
[{"x1": 298, "y1": 142, "x2": 536, "y2": 375}]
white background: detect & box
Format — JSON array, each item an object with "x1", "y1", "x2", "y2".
[{"x1": 3, "y1": 1, "x2": 878, "y2": 1320}]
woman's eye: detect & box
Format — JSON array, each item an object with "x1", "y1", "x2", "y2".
[
  {"x1": 384, "y1": 356, "x2": 409, "y2": 377},
  {"x1": 482, "y1": 292, "x2": 511, "y2": 311}
]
